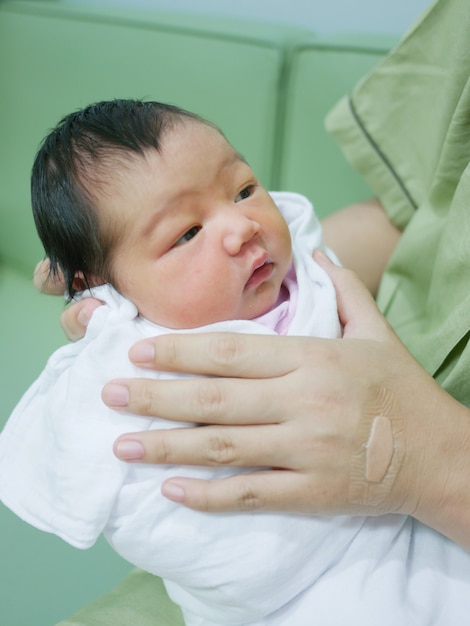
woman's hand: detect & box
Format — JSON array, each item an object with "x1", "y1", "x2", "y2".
[
  {"x1": 103, "y1": 251, "x2": 470, "y2": 549},
  {"x1": 34, "y1": 259, "x2": 103, "y2": 342}
]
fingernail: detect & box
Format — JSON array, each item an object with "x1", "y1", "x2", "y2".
[
  {"x1": 102, "y1": 383, "x2": 129, "y2": 408},
  {"x1": 77, "y1": 306, "x2": 92, "y2": 327},
  {"x1": 313, "y1": 248, "x2": 331, "y2": 265},
  {"x1": 129, "y1": 341, "x2": 155, "y2": 364},
  {"x1": 114, "y1": 439, "x2": 145, "y2": 461},
  {"x1": 162, "y1": 481, "x2": 186, "y2": 503}
]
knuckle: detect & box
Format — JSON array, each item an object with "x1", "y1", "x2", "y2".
[
  {"x1": 154, "y1": 432, "x2": 173, "y2": 465},
  {"x1": 302, "y1": 337, "x2": 341, "y2": 368},
  {"x1": 193, "y1": 379, "x2": 226, "y2": 421},
  {"x1": 235, "y1": 482, "x2": 264, "y2": 511},
  {"x1": 209, "y1": 334, "x2": 241, "y2": 367},
  {"x1": 132, "y1": 383, "x2": 160, "y2": 416},
  {"x1": 340, "y1": 265, "x2": 357, "y2": 281},
  {"x1": 206, "y1": 430, "x2": 238, "y2": 465},
  {"x1": 160, "y1": 334, "x2": 180, "y2": 369}
]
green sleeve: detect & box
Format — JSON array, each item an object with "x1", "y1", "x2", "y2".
[
  {"x1": 326, "y1": 0, "x2": 470, "y2": 406},
  {"x1": 326, "y1": 0, "x2": 469, "y2": 231}
]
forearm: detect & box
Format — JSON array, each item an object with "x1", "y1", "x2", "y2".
[
  {"x1": 321, "y1": 198, "x2": 401, "y2": 296},
  {"x1": 323, "y1": 203, "x2": 470, "y2": 547},
  {"x1": 403, "y1": 386, "x2": 470, "y2": 549}
]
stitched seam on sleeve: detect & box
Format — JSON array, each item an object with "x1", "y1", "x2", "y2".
[{"x1": 348, "y1": 95, "x2": 418, "y2": 211}]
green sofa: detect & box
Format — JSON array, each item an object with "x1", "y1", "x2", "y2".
[{"x1": 0, "y1": 1, "x2": 394, "y2": 623}]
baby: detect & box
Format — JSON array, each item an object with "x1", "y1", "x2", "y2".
[{"x1": 1, "y1": 100, "x2": 469, "y2": 626}]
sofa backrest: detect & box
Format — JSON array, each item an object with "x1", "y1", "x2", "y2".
[
  {"x1": 279, "y1": 36, "x2": 394, "y2": 218},
  {"x1": 0, "y1": 0, "x2": 393, "y2": 279}
]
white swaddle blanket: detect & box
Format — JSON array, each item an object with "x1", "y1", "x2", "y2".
[{"x1": 1, "y1": 192, "x2": 469, "y2": 625}]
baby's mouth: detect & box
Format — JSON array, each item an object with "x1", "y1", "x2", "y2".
[{"x1": 245, "y1": 258, "x2": 274, "y2": 290}]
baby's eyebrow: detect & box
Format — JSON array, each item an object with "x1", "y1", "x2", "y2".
[
  {"x1": 141, "y1": 188, "x2": 198, "y2": 240},
  {"x1": 141, "y1": 201, "x2": 174, "y2": 239},
  {"x1": 236, "y1": 151, "x2": 247, "y2": 163}
]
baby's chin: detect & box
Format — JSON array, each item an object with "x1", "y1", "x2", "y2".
[{"x1": 244, "y1": 283, "x2": 289, "y2": 322}]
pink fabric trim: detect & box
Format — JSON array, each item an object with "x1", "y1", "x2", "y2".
[{"x1": 252, "y1": 264, "x2": 298, "y2": 335}]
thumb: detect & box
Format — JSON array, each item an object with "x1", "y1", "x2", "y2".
[
  {"x1": 313, "y1": 249, "x2": 391, "y2": 341},
  {"x1": 60, "y1": 298, "x2": 103, "y2": 342},
  {"x1": 34, "y1": 259, "x2": 65, "y2": 295}
]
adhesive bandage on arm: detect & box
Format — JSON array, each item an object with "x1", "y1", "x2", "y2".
[{"x1": 349, "y1": 413, "x2": 405, "y2": 510}]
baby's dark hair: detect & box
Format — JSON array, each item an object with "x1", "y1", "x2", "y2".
[{"x1": 32, "y1": 98, "x2": 214, "y2": 299}]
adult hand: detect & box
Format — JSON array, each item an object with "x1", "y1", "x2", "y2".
[
  {"x1": 104, "y1": 250, "x2": 470, "y2": 549},
  {"x1": 34, "y1": 259, "x2": 103, "y2": 342}
]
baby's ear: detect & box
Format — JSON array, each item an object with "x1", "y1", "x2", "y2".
[{"x1": 72, "y1": 271, "x2": 106, "y2": 292}]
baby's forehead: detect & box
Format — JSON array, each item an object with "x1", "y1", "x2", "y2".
[
  {"x1": 96, "y1": 121, "x2": 249, "y2": 200},
  {"x1": 168, "y1": 118, "x2": 242, "y2": 152},
  {"x1": 155, "y1": 122, "x2": 248, "y2": 173}
]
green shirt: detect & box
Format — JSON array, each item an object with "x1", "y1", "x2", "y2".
[{"x1": 326, "y1": 0, "x2": 470, "y2": 406}]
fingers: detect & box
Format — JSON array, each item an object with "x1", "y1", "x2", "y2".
[
  {"x1": 314, "y1": 249, "x2": 392, "y2": 341},
  {"x1": 60, "y1": 298, "x2": 103, "y2": 341},
  {"x1": 33, "y1": 259, "x2": 65, "y2": 295},
  {"x1": 103, "y1": 376, "x2": 287, "y2": 425},
  {"x1": 160, "y1": 468, "x2": 350, "y2": 514},
  {"x1": 35, "y1": 258, "x2": 104, "y2": 341},
  {"x1": 160, "y1": 470, "x2": 310, "y2": 513},
  {"x1": 128, "y1": 332, "x2": 307, "y2": 377},
  {"x1": 114, "y1": 423, "x2": 291, "y2": 468}
]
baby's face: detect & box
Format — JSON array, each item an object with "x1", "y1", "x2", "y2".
[{"x1": 97, "y1": 122, "x2": 292, "y2": 328}]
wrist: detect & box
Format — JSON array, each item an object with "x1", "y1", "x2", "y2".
[{"x1": 399, "y1": 385, "x2": 470, "y2": 549}]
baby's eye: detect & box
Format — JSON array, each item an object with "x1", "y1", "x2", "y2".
[
  {"x1": 174, "y1": 225, "x2": 201, "y2": 247},
  {"x1": 235, "y1": 185, "x2": 254, "y2": 202}
]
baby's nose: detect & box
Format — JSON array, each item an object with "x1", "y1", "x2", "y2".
[{"x1": 222, "y1": 216, "x2": 260, "y2": 255}]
